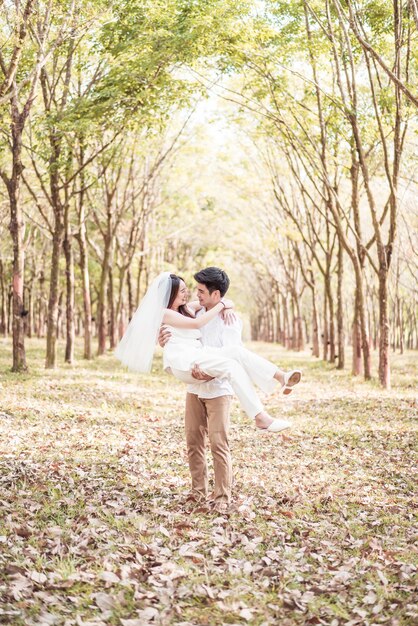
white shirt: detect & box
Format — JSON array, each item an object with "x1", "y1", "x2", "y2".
[{"x1": 187, "y1": 308, "x2": 242, "y2": 399}]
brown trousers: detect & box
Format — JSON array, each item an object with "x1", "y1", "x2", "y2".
[{"x1": 184, "y1": 393, "x2": 232, "y2": 503}]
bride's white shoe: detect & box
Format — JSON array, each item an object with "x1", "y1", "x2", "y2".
[
  {"x1": 265, "y1": 418, "x2": 291, "y2": 433},
  {"x1": 281, "y1": 369, "x2": 302, "y2": 395}
]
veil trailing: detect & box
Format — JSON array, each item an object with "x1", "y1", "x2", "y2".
[{"x1": 115, "y1": 271, "x2": 172, "y2": 373}]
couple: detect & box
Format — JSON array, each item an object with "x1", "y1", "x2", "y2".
[{"x1": 116, "y1": 267, "x2": 301, "y2": 511}]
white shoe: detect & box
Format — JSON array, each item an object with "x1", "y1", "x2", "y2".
[
  {"x1": 281, "y1": 369, "x2": 302, "y2": 395},
  {"x1": 266, "y1": 418, "x2": 291, "y2": 433}
]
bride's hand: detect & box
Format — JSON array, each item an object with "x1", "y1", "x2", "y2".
[
  {"x1": 220, "y1": 308, "x2": 237, "y2": 325},
  {"x1": 221, "y1": 298, "x2": 234, "y2": 310}
]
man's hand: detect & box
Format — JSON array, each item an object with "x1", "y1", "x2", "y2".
[
  {"x1": 191, "y1": 364, "x2": 214, "y2": 381},
  {"x1": 158, "y1": 325, "x2": 171, "y2": 348},
  {"x1": 220, "y1": 308, "x2": 237, "y2": 326}
]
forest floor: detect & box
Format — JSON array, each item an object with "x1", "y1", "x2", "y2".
[{"x1": 0, "y1": 339, "x2": 417, "y2": 626}]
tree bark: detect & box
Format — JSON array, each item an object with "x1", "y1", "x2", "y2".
[
  {"x1": 108, "y1": 265, "x2": 116, "y2": 349},
  {"x1": 63, "y1": 203, "x2": 75, "y2": 364},
  {"x1": 5, "y1": 107, "x2": 27, "y2": 371},
  {"x1": 378, "y1": 269, "x2": 390, "y2": 388},
  {"x1": 336, "y1": 240, "x2": 345, "y2": 369},
  {"x1": 325, "y1": 276, "x2": 336, "y2": 363},
  {"x1": 0, "y1": 259, "x2": 8, "y2": 337},
  {"x1": 45, "y1": 135, "x2": 65, "y2": 369},
  {"x1": 311, "y1": 289, "x2": 320, "y2": 358},
  {"x1": 352, "y1": 288, "x2": 363, "y2": 376},
  {"x1": 322, "y1": 286, "x2": 328, "y2": 362},
  {"x1": 97, "y1": 238, "x2": 111, "y2": 355}
]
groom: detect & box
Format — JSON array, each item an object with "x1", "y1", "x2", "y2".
[{"x1": 159, "y1": 267, "x2": 241, "y2": 514}]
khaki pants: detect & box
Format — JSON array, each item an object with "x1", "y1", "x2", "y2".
[{"x1": 184, "y1": 393, "x2": 232, "y2": 504}]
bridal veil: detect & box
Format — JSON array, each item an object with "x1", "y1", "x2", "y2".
[{"x1": 115, "y1": 271, "x2": 172, "y2": 373}]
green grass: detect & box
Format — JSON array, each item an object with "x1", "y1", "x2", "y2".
[{"x1": 0, "y1": 338, "x2": 417, "y2": 625}]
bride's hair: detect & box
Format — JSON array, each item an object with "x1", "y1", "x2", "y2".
[{"x1": 168, "y1": 274, "x2": 193, "y2": 317}]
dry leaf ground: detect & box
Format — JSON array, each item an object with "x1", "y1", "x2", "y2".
[{"x1": 0, "y1": 338, "x2": 417, "y2": 626}]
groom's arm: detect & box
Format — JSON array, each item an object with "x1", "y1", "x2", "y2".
[{"x1": 221, "y1": 316, "x2": 243, "y2": 347}]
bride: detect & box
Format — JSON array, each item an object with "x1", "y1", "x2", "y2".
[{"x1": 115, "y1": 272, "x2": 302, "y2": 433}]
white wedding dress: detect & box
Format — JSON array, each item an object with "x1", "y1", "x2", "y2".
[{"x1": 163, "y1": 325, "x2": 279, "y2": 418}]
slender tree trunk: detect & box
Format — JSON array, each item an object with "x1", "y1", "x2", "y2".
[
  {"x1": 108, "y1": 265, "x2": 116, "y2": 349},
  {"x1": 322, "y1": 286, "x2": 328, "y2": 361},
  {"x1": 0, "y1": 259, "x2": 7, "y2": 337},
  {"x1": 5, "y1": 109, "x2": 27, "y2": 371},
  {"x1": 282, "y1": 295, "x2": 290, "y2": 348},
  {"x1": 311, "y1": 287, "x2": 320, "y2": 357},
  {"x1": 372, "y1": 290, "x2": 378, "y2": 350},
  {"x1": 97, "y1": 238, "x2": 111, "y2": 355},
  {"x1": 355, "y1": 266, "x2": 372, "y2": 379},
  {"x1": 275, "y1": 295, "x2": 282, "y2": 345},
  {"x1": 127, "y1": 268, "x2": 134, "y2": 321},
  {"x1": 392, "y1": 295, "x2": 397, "y2": 352},
  {"x1": 37, "y1": 271, "x2": 46, "y2": 338},
  {"x1": 352, "y1": 288, "x2": 362, "y2": 376},
  {"x1": 27, "y1": 283, "x2": 33, "y2": 338},
  {"x1": 76, "y1": 218, "x2": 92, "y2": 360},
  {"x1": 294, "y1": 295, "x2": 304, "y2": 351},
  {"x1": 45, "y1": 211, "x2": 64, "y2": 368},
  {"x1": 63, "y1": 205, "x2": 75, "y2": 364},
  {"x1": 337, "y1": 241, "x2": 345, "y2": 369},
  {"x1": 7, "y1": 287, "x2": 12, "y2": 336},
  {"x1": 378, "y1": 268, "x2": 390, "y2": 388},
  {"x1": 76, "y1": 141, "x2": 92, "y2": 359},
  {"x1": 325, "y1": 277, "x2": 336, "y2": 363},
  {"x1": 398, "y1": 298, "x2": 404, "y2": 354}
]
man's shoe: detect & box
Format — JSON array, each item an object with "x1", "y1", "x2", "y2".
[
  {"x1": 211, "y1": 500, "x2": 230, "y2": 515},
  {"x1": 183, "y1": 491, "x2": 207, "y2": 508}
]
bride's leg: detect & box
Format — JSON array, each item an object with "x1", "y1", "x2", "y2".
[
  {"x1": 170, "y1": 368, "x2": 204, "y2": 385},
  {"x1": 216, "y1": 345, "x2": 281, "y2": 393},
  {"x1": 187, "y1": 355, "x2": 264, "y2": 419},
  {"x1": 171, "y1": 357, "x2": 292, "y2": 431},
  {"x1": 217, "y1": 345, "x2": 301, "y2": 395}
]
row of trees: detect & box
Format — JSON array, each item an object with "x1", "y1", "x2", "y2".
[
  {"x1": 1, "y1": 0, "x2": 417, "y2": 389},
  {"x1": 0, "y1": 0, "x2": 248, "y2": 369},
  {"x1": 211, "y1": 0, "x2": 417, "y2": 387}
]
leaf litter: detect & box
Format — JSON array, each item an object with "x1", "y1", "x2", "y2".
[{"x1": 0, "y1": 341, "x2": 417, "y2": 625}]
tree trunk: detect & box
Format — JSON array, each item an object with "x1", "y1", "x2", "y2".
[
  {"x1": 322, "y1": 286, "x2": 328, "y2": 361},
  {"x1": 0, "y1": 259, "x2": 7, "y2": 337},
  {"x1": 63, "y1": 206, "x2": 75, "y2": 364},
  {"x1": 76, "y1": 219, "x2": 92, "y2": 361},
  {"x1": 378, "y1": 268, "x2": 390, "y2": 388},
  {"x1": 355, "y1": 266, "x2": 372, "y2": 379},
  {"x1": 325, "y1": 277, "x2": 336, "y2": 364},
  {"x1": 337, "y1": 240, "x2": 345, "y2": 369},
  {"x1": 127, "y1": 268, "x2": 134, "y2": 322},
  {"x1": 97, "y1": 239, "x2": 111, "y2": 355},
  {"x1": 311, "y1": 287, "x2": 320, "y2": 357},
  {"x1": 294, "y1": 295, "x2": 304, "y2": 351},
  {"x1": 26, "y1": 283, "x2": 33, "y2": 338},
  {"x1": 352, "y1": 288, "x2": 362, "y2": 376},
  {"x1": 108, "y1": 265, "x2": 116, "y2": 349},
  {"x1": 45, "y1": 212, "x2": 64, "y2": 368},
  {"x1": 37, "y1": 271, "x2": 46, "y2": 339},
  {"x1": 6, "y1": 110, "x2": 27, "y2": 371},
  {"x1": 282, "y1": 295, "x2": 290, "y2": 348},
  {"x1": 45, "y1": 132, "x2": 65, "y2": 369}
]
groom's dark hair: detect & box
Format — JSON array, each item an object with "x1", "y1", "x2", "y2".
[{"x1": 194, "y1": 267, "x2": 230, "y2": 297}]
